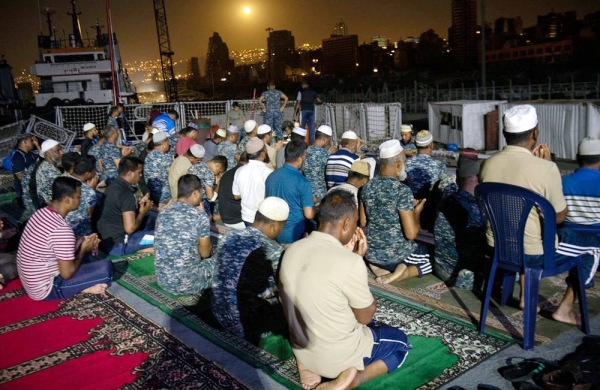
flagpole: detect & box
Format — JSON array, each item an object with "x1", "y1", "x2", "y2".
[{"x1": 106, "y1": 0, "x2": 118, "y2": 105}]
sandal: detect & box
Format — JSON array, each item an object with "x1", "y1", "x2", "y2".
[{"x1": 501, "y1": 357, "x2": 556, "y2": 383}]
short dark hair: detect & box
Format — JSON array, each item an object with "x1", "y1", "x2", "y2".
[
  {"x1": 285, "y1": 139, "x2": 307, "y2": 162},
  {"x1": 257, "y1": 131, "x2": 271, "y2": 140},
  {"x1": 177, "y1": 174, "x2": 202, "y2": 198},
  {"x1": 118, "y1": 156, "x2": 143, "y2": 176},
  {"x1": 290, "y1": 132, "x2": 305, "y2": 142},
  {"x1": 319, "y1": 190, "x2": 356, "y2": 224},
  {"x1": 73, "y1": 155, "x2": 96, "y2": 175},
  {"x1": 238, "y1": 152, "x2": 249, "y2": 164},
  {"x1": 282, "y1": 121, "x2": 294, "y2": 132},
  {"x1": 209, "y1": 155, "x2": 228, "y2": 171},
  {"x1": 254, "y1": 210, "x2": 272, "y2": 224},
  {"x1": 168, "y1": 109, "x2": 179, "y2": 120},
  {"x1": 181, "y1": 126, "x2": 197, "y2": 135},
  {"x1": 577, "y1": 154, "x2": 600, "y2": 167},
  {"x1": 232, "y1": 101, "x2": 240, "y2": 107},
  {"x1": 109, "y1": 106, "x2": 119, "y2": 115},
  {"x1": 503, "y1": 129, "x2": 534, "y2": 146},
  {"x1": 52, "y1": 176, "x2": 81, "y2": 201},
  {"x1": 341, "y1": 138, "x2": 356, "y2": 148},
  {"x1": 117, "y1": 103, "x2": 124, "y2": 109},
  {"x1": 348, "y1": 170, "x2": 369, "y2": 182},
  {"x1": 315, "y1": 131, "x2": 330, "y2": 141},
  {"x1": 61, "y1": 152, "x2": 79, "y2": 172}
]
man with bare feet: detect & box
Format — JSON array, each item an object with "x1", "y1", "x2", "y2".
[
  {"x1": 279, "y1": 191, "x2": 412, "y2": 389},
  {"x1": 359, "y1": 140, "x2": 432, "y2": 284},
  {"x1": 17, "y1": 177, "x2": 113, "y2": 300},
  {"x1": 480, "y1": 105, "x2": 600, "y2": 325}
]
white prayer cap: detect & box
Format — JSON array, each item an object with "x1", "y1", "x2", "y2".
[
  {"x1": 190, "y1": 144, "x2": 205, "y2": 158},
  {"x1": 361, "y1": 157, "x2": 377, "y2": 179},
  {"x1": 257, "y1": 124, "x2": 272, "y2": 135},
  {"x1": 151, "y1": 127, "x2": 161, "y2": 134},
  {"x1": 246, "y1": 138, "x2": 265, "y2": 154},
  {"x1": 341, "y1": 130, "x2": 358, "y2": 140},
  {"x1": 153, "y1": 131, "x2": 168, "y2": 143},
  {"x1": 244, "y1": 120, "x2": 257, "y2": 133},
  {"x1": 258, "y1": 197, "x2": 289, "y2": 221},
  {"x1": 379, "y1": 139, "x2": 403, "y2": 159},
  {"x1": 503, "y1": 105, "x2": 538, "y2": 133},
  {"x1": 216, "y1": 129, "x2": 227, "y2": 138},
  {"x1": 578, "y1": 137, "x2": 600, "y2": 156},
  {"x1": 227, "y1": 125, "x2": 239, "y2": 133},
  {"x1": 400, "y1": 124, "x2": 412, "y2": 133},
  {"x1": 40, "y1": 139, "x2": 59, "y2": 158},
  {"x1": 317, "y1": 125, "x2": 333, "y2": 137},
  {"x1": 83, "y1": 123, "x2": 96, "y2": 132},
  {"x1": 292, "y1": 127, "x2": 307, "y2": 137},
  {"x1": 415, "y1": 130, "x2": 433, "y2": 147}
]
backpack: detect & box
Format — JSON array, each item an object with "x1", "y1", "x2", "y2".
[{"x1": 2, "y1": 149, "x2": 17, "y2": 172}]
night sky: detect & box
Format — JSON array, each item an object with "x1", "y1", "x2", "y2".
[{"x1": 1, "y1": 0, "x2": 598, "y2": 74}]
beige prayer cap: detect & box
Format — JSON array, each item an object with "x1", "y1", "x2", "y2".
[
  {"x1": 578, "y1": 137, "x2": 600, "y2": 156},
  {"x1": 246, "y1": 137, "x2": 265, "y2": 154},
  {"x1": 400, "y1": 124, "x2": 412, "y2": 133},
  {"x1": 503, "y1": 105, "x2": 538, "y2": 133},
  {"x1": 258, "y1": 197, "x2": 289, "y2": 221}
]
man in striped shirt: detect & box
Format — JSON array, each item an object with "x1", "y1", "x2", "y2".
[
  {"x1": 325, "y1": 131, "x2": 361, "y2": 189},
  {"x1": 562, "y1": 137, "x2": 600, "y2": 231},
  {"x1": 16, "y1": 176, "x2": 113, "y2": 301}
]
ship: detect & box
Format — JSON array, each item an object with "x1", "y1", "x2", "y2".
[{"x1": 30, "y1": 1, "x2": 136, "y2": 108}]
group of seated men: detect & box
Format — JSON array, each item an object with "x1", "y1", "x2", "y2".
[{"x1": 2, "y1": 103, "x2": 600, "y2": 389}]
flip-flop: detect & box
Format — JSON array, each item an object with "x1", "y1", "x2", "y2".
[{"x1": 501, "y1": 358, "x2": 553, "y2": 383}]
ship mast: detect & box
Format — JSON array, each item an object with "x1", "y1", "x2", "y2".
[{"x1": 67, "y1": 0, "x2": 83, "y2": 47}]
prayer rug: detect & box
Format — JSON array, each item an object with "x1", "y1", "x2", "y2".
[
  {"x1": 113, "y1": 255, "x2": 513, "y2": 390},
  {"x1": 0, "y1": 279, "x2": 249, "y2": 390},
  {"x1": 369, "y1": 273, "x2": 600, "y2": 345}
]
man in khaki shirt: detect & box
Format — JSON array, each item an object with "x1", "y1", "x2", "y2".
[
  {"x1": 168, "y1": 144, "x2": 204, "y2": 199},
  {"x1": 256, "y1": 124, "x2": 282, "y2": 170},
  {"x1": 480, "y1": 105, "x2": 600, "y2": 325},
  {"x1": 278, "y1": 190, "x2": 411, "y2": 389}
]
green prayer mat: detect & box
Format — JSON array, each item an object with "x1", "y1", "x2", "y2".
[{"x1": 113, "y1": 254, "x2": 512, "y2": 390}]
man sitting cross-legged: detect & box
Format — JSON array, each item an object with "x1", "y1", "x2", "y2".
[
  {"x1": 154, "y1": 174, "x2": 214, "y2": 304},
  {"x1": 360, "y1": 140, "x2": 432, "y2": 284},
  {"x1": 17, "y1": 176, "x2": 113, "y2": 300},
  {"x1": 279, "y1": 190, "x2": 412, "y2": 389},
  {"x1": 211, "y1": 197, "x2": 289, "y2": 344}
]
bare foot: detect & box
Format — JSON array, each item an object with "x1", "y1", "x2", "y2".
[
  {"x1": 368, "y1": 264, "x2": 390, "y2": 278},
  {"x1": 519, "y1": 300, "x2": 541, "y2": 313},
  {"x1": 551, "y1": 309, "x2": 579, "y2": 326},
  {"x1": 0, "y1": 274, "x2": 4, "y2": 290},
  {"x1": 316, "y1": 367, "x2": 358, "y2": 390},
  {"x1": 376, "y1": 264, "x2": 407, "y2": 284},
  {"x1": 81, "y1": 283, "x2": 108, "y2": 295},
  {"x1": 298, "y1": 362, "x2": 321, "y2": 389}
]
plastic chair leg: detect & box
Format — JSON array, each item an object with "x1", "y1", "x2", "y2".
[
  {"x1": 479, "y1": 263, "x2": 498, "y2": 334},
  {"x1": 523, "y1": 268, "x2": 542, "y2": 350},
  {"x1": 501, "y1": 272, "x2": 517, "y2": 306},
  {"x1": 573, "y1": 264, "x2": 591, "y2": 334}
]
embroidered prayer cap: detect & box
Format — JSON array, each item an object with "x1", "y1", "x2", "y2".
[
  {"x1": 379, "y1": 139, "x2": 403, "y2": 159},
  {"x1": 258, "y1": 197, "x2": 289, "y2": 221},
  {"x1": 503, "y1": 105, "x2": 538, "y2": 133}
]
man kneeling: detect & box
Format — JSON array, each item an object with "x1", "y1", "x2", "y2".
[
  {"x1": 17, "y1": 176, "x2": 113, "y2": 300},
  {"x1": 279, "y1": 191, "x2": 412, "y2": 389}
]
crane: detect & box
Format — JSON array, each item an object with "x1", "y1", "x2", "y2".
[{"x1": 153, "y1": 0, "x2": 178, "y2": 102}]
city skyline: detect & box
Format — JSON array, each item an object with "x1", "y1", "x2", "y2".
[{"x1": 1, "y1": 0, "x2": 599, "y2": 77}]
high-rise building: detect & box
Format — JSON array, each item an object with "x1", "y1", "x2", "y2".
[
  {"x1": 537, "y1": 11, "x2": 578, "y2": 39},
  {"x1": 322, "y1": 34, "x2": 358, "y2": 76},
  {"x1": 332, "y1": 22, "x2": 348, "y2": 37},
  {"x1": 267, "y1": 30, "x2": 296, "y2": 82},
  {"x1": 449, "y1": 0, "x2": 477, "y2": 69},
  {"x1": 205, "y1": 32, "x2": 234, "y2": 82}
]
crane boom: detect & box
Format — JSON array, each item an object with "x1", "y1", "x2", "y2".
[{"x1": 153, "y1": 0, "x2": 178, "y2": 102}]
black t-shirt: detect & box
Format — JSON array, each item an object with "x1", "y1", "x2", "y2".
[
  {"x1": 97, "y1": 177, "x2": 137, "y2": 245},
  {"x1": 81, "y1": 138, "x2": 95, "y2": 157},
  {"x1": 217, "y1": 165, "x2": 243, "y2": 224},
  {"x1": 299, "y1": 89, "x2": 319, "y2": 112}
]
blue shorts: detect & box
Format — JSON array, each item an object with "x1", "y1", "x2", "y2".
[{"x1": 363, "y1": 325, "x2": 412, "y2": 373}]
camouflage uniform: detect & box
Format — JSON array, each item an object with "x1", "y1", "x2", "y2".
[
  {"x1": 404, "y1": 154, "x2": 446, "y2": 196},
  {"x1": 22, "y1": 161, "x2": 61, "y2": 213},
  {"x1": 87, "y1": 144, "x2": 105, "y2": 182},
  {"x1": 262, "y1": 89, "x2": 284, "y2": 140},
  {"x1": 98, "y1": 141, "x2": 121, "y2": 182},
  {"x1": 188, "y1": 161, "x2": 214, "y2": 200},
  {"x1": 438, "y1": 172, "x2": 458, "y2": 200},
  {"x1": 63, "y1": 173, "x2": 97, "y2": 239},
  {"x1": 237, "y1": 135, "x2": 252, "y2": 155},
  {"x1": 434, "y1": 189, "x2": 485, "y2": 290},
  {"x1": 304, "y1": 145, "x2": 329, "y2": 201},
  {"x1": 144, "y1": 150, "x2": 172, "y2": 204},
  {"x1": 154, "y1": 201, "x2": 214, "y2": 295},
  {"x1": 361, "y1": 176, "x2": 432, "y2": 275},
  {"x1": 400, "y1": 139, "x2": 416, "y2": 151},
  {"x1": 216, "y1": 140, "x2": 238, "y2": 171},
  {"x1": 167, "y1": 135, "x2": 178, "y2": 158},
  {"x1": 211, "y1": 226, "x2": 285, "y2": 342}
]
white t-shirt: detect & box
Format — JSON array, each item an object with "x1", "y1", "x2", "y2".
[
  {"x1": 232, "y1": 159, "x2": 272, "y2": 223},
  {"x1": 16, "y1": 207, "x2": 76, "y2": 300}
]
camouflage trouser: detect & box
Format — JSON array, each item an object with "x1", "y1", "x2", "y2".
[{"x1": 264, "y1": 111, "x2": 283, "y2": 140}]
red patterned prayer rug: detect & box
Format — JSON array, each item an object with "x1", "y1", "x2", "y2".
[{"x1": 0, "y1": 280, "x2": 248, "y2": 390}]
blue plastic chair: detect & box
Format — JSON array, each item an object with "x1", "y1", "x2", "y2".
[{"x1": 476, "y1": 182, "x2": 590, "y2": 350}]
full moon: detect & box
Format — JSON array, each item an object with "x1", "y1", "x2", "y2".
[{"x1": 243, "y1": 6, "x2": 251, "y2": 14}]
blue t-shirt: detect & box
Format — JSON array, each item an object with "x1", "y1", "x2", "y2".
[
  {"x1": 152, "y1": 113, "x2": 177, "y2": 135},
  {"x1": 265, "y1": 164, "x2": 314, "y2": 244},
  {"x1": 562, "y1": 167, "x2": 600, "y2": 227}
]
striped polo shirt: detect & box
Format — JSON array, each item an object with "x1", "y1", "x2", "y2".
[
  {"x1": 325, "y1": 148, "x2": 359, "y2": 189},
  {"x1": 16, "y1": 207, "x2": 75, "y2": 300}
]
